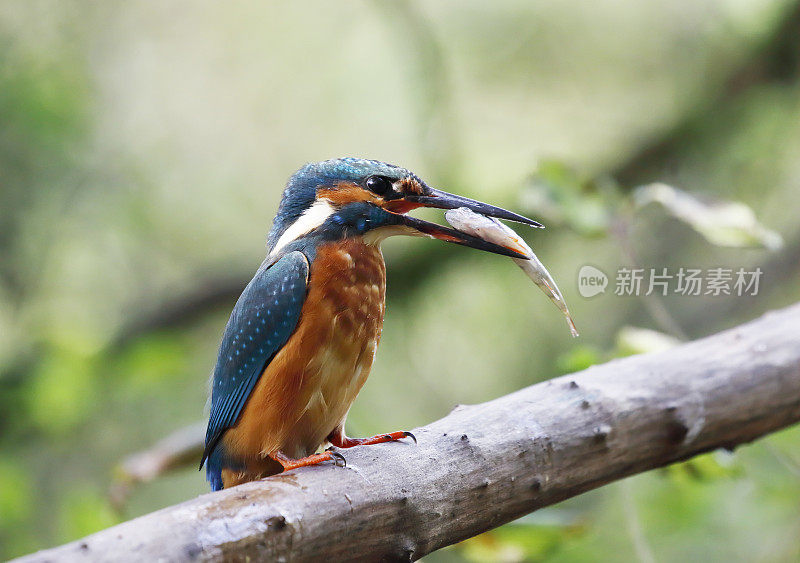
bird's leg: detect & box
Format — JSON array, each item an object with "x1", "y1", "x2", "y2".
[
  {"x1": 326, "y1": 426, "x2": 416, "y2": 449},
  {"x1": 269, "y1": 450, "x2": 345, "y2": 471}
]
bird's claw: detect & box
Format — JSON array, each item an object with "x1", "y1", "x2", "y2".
[
  {"x1": 328, "y1": 450, "x2": 346, "y2": 468},
  {"x1": 326, "y1": 430, "x2": 417, "y2": 449},
  {"x1": 380, "y1": 431, "x2": 416, "y2": 444}
]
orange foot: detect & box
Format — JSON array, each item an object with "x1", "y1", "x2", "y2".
[
  {"x1": 269, "y1": 450, "x2": 346, "y2": 472},
  {"x1": 327, "y1": 429, "x2": 417, "y2": 449}
]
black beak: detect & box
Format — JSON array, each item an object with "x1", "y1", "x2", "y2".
[
  {"x1": 391, "y1": 187, "x2": 542, "y2": 259},
  {"x1": 405, "y1": 187, "x2": 544, "y2": 228}
]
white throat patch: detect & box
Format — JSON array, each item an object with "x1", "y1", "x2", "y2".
[
  {"x1": 362, "y1": 224, "x2": 418, "y2": 246},
  {"x1": 270, "y1": 199, "x2": 335, "y2": 256}
]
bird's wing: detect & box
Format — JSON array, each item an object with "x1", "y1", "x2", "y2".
[{"x1": 201, "y1": 250, "x2": 309, "y2": 466}]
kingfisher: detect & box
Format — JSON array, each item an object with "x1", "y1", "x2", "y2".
[{"x1": 200, "y1": 158, "x2": 541, "y2": 490}]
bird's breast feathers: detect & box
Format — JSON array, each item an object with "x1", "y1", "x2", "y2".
[{"x1": 223, "y1": 239, "x2": 387, "y2": 459}]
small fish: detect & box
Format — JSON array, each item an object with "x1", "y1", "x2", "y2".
[{"x1": 445, "y1": 207, "x2": 579, "y2": 337}]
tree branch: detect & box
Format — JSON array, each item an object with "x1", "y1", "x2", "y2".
[
  {"x1": 108, "y1": 421, "x2": 207, "y2": 512},
  {"x1": 17, "y1": 302, "x2": 800, "y2": 562}
]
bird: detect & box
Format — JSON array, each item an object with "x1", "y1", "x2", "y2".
[{"x1": 200, "y1": 157, "x2": 541, "y2": 490}]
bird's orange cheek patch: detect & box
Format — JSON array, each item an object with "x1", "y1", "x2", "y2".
[
  {"x1": 318, "y1": 183, "x2": 382, "y2": 206},
  {"x1": 384, "y1": 200, "x2": 423, "y2": 214}
]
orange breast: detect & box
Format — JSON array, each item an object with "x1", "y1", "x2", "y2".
[{"x1": 223, "y1": 239, "x2": 387, "y2": 461}]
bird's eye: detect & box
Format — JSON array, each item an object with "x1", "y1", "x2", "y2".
[{"x1": 365, "y1": 175, "x2": 393, "y2": 195}]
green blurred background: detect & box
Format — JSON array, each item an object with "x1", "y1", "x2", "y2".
[{"x1": 2, "y1": 1, "x2": 800, "y2": 560}]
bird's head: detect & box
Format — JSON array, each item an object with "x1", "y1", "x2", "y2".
[{"x1": 267, "y1": 157, "x2": 542, "y2": 259}]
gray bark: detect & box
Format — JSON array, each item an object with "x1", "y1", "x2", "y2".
[{"x1": 17, "y1": 302, "x2": 800, "y2": 562}]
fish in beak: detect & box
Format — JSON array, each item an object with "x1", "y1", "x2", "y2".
[{"x1": 386, "y1": 186, "x2": 543, "y2": 259}]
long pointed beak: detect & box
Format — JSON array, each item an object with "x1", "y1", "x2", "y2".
[
  {"x1": 405, "y1": 187, "x2": 544, "y2": 228},
  {"x1": 388, "y1": 187, "x2": 542, "y2": 259}
]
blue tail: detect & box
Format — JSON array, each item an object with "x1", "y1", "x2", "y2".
[{"x1": 205, "y1": 447, "x2": 225, "y2": 491}]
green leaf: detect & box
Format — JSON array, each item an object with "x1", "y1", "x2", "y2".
[
  {"x1": 665, "y1": 451, "x2": 743, "y2": 483},
  {"x1": 522, "y1": 160, "x2": 617, "y2": 237},
  {"x1": 616, "y1": 326, "x2": 681, "y2": 356},
  {"x1": 458, "y1": 521, "x2": 585, "y2": 562},
  {"x1": 633, "y1": 183, "x2": 783, "y2": 250},
  {"x1": 556, "y1": 345, "x2": 605, "y2": 373}
]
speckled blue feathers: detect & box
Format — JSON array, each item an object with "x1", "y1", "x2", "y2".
[
  {"x1": 267, "y1": 158, "x2": 412, "y2": 250},
  {"x1": 202, "y1": 251, "x2": 309, "y2": 487}
]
